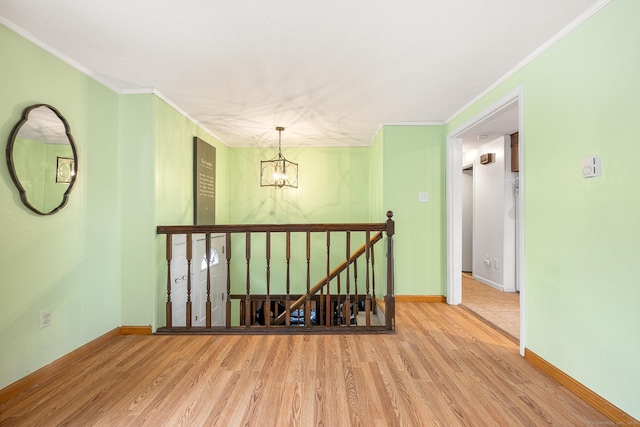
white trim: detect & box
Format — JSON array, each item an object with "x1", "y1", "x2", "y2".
[
  {"x1": 367, "y1": 123, "x2": 385, "y2": 147},
  {"x1": 472, "y1": 275, "x2": 506, "y2": 293},
  {"x1": 446, "y1": 85, "x2": 526, "y2": 356},
  {"x1": 381, "y1": 121, "x2": 444, "y2": 126},
  {"x1": 0, "y1": 17, "x2": 120, "y2": 93},
  {"x1": 445, "y1": 0, "x2": 611, "y2": 124},
  {"x1": 101, "y1": 87, "x2": 227, "y2": 146},
  {"x1": 516, "y1": 94, "x2": 525, "y2": 356},
  {"x1": 367, "y1": 121, "x2": 445, "y2": 147},
  {"x1": 446, "y1": 137, "x2": 463, "y2": 305},
  {"x1": 118, "y1": 88, "x2": 156, "y2": 95},
  {"x1": 0, "y1": 18, "x2": 228, "y2": 147},
  {"x1": 148, "y1": 90, "x2": 226, "y2": 146}
]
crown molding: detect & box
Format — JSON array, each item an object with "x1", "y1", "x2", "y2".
[
  {"x1": 445, "y1": 0, "x2": 612, "y2": 124},
  {"x1": 0, "y1": 17, "x2": 121, "y2": 93},
  {"x1": 382, "y1": 121, "x2": 444, "y2": 126},
  {"x1": 0, "y1": 18, "x2": 227, "y2": 146}
]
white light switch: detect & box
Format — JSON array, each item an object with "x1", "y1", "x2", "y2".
[
  {"x1": 582, "y1": 156, "x2": 601, "y2": 178},
  {"x1": 418, "y1": 192, "x2": 429, "y2": 202}
]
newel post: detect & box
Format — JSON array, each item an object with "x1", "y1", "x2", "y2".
[{"x1": 385, "y1": 211, "x2": 395, "y2": 330}]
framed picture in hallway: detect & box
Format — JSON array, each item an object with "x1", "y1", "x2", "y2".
[
  {"x1": 193, "y1": 137, "x2": 216, "y2": 224},
  {"x1": 56, "y1": 156, "x2": 75, "y2": 183}
]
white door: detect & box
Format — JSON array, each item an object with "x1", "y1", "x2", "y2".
[
  {"x1": 192, "y1": 236, "x2": 208, "y2": 327},
  {"x1": 171, "y1": 234, "x2": 226, "y2": 327},
  {"x1": 209, "y1": 235, "x2": 226, "y2": 326},
  {"x1": 170, "y1": 236, "x2": 189, "y2": 327}
]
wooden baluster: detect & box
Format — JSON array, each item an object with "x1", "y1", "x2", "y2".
[
  {"x1": 385, "y1": 211, "x2": 395, "y2": 330},
  {"x1": 337, "y1": 274, "x2": 341, "y2": 323},
  {"x1": 353, "y1": 258, "x2": 359, "y2": 318},
  {"x1": 365, "y1": 231, "x2": 371, "y2": 327},
  {"x1": 205, "y1": 233, "x2": 212, "y2": 328},
  {"x1": 319, "y1": 287, "x2": 324, "y2": 326},
  {"x1": 225, "y1": 233, "x2": 232, "y2": 328},
  {"x1": 344, "y1": 231, "x2": 351, "y2": 326},
  {"x1": 252, "y1": 301, "x2": 257, "y2": 327},
  {"x1": 239, "y1": 298, "x2": 245, "y2": 326},
  {"x1": 274, "y1": 301, "x2": 280, "y2": 318},
  {"x1": 245, "y1": 232, "x2": 251, "y2": 328},
  {"x1": 165, "y1": 234, "x2": 173, "y2": 328},
  {"x1": 325, "y1": 231, "x2": 331, "y2": 328},
  {"x1": 371, "y1": 240, "x2": 376, "y2": 315},
  {"x1": 285, "y1": 231, "x2": 291, "y2": 327},
  {"x1": 186, "y1": 233, "x2": 193, "y2": 329},
  {"x1": 265, "y1": 231, "x2": 271, "y2": 328},
  {"x1": 305, "y1": 231, "x2": 311, "y2": 328}
]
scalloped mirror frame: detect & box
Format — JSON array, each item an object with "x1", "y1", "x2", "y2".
[{"x1": 6, "y1": 104, "x2": 79, "y2": 215}]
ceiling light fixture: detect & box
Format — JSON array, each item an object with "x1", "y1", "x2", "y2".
[{"x1": 260, "y1": 126, "x2": 298, "y2": 188}]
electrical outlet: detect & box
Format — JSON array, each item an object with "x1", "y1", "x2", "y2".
[
  {"x1": 493, "y1": 258, "x2": 499, "y2": 269},
  {"x1": 40, "y1": 310, "x2": 51, "y2": 328}
]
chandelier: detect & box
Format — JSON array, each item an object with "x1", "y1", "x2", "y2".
[{"x1": 260, "y1": 126, "x2": 298, "y2": 188}]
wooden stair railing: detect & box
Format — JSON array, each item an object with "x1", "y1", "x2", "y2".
[
  {"x1": 271, "y1": 231, "x2": 383, "y2": 325},
  {"x1": 156, "y1": 211, "x2": 395, "y2": 333}
]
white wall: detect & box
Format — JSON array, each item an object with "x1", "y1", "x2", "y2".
[{"x1": 470, "y1": 135, "x2": 517, "y2": 292}]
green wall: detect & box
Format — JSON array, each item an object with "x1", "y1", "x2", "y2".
[
  {"x1": 118, "y1": 94, "x2": 155, "y2": 327},
  {"x1": 0, "y1": 24, "x2": 228, "y2": 389},
  {"x1": 226, "y1": 145, "x2": 375, "y2": 299},
  {"x1": 224, "y1": 136, "x2": 442, "y2": 299},
  {"x1": 383, "y1": 126, "x2": 446, "y2": 296},
  {"x1": 119, "y1": 94, "x2": 229, "y2": 329},
  {"x1": 368, "y1": 128, "x2": 384, "y2": 222},
  {"x1": 152, "y1": 97, "x2": 229, "y2": 327},
  {"x1": 229, "y1": 145, "x2": 370, "y2": 224},
  {"x1": 446, "y1": 0, "x2": 640, "y2": 418},
  {"x1": 0, "y1": 23, "x2": 121, "y2": 387}
]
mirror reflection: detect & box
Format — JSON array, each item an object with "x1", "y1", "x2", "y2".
[{"x1": 6, "y1": 104, "x2": 78, "y2": 215}]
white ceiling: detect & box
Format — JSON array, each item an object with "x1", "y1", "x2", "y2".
[
  {"x1": 17, "y1": 105, "x2": 69, "y2": 145},
  {"x1": 460, "y1": 101, "x2": 519, "y2": 150},
  {"x1": 0, "y1": 0, "x2": 604, "y2": 147}
]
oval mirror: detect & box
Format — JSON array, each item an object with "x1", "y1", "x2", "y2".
[{"x1": 6, "y1": 104, "x2": 78, "y2": 215}]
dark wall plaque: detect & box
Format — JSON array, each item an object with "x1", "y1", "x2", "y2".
[{"x1": 194, "y1": 137, "x2": 216, "y2": 224}]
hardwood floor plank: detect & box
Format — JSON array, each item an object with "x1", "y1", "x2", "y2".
[
  {"x1": 0, "y1": 303, "x2": 616, "y2": 426},
  {"x1": 202, "y1": 371, "x2": 242, "y2": 425},
  {"x1": 273, "y1": 381, "x2": 300, "y2": 425}
]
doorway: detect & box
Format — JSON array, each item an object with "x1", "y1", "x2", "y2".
[{"x1": 446, "y1": 86, "x2": 525, "y2": 354}]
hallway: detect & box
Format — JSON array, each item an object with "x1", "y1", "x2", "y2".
[{"x1": 461, "y1": 272, "x2": 519, "y2": 340}]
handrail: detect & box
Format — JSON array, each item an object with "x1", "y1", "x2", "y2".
[
  {"x1": 271, "y1": 231, "x2": 383, "y2": 325},
  {"x1": 157, "y1": 222, "x2": 388, "y2": 234}
]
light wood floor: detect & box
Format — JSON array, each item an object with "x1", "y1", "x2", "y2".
[
  {"x1": 461, "y1": 273, "x2": 520, "y2": 340},
  {"x1": 1, "y1": 303, "x2": 609, "y2": 426}
]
